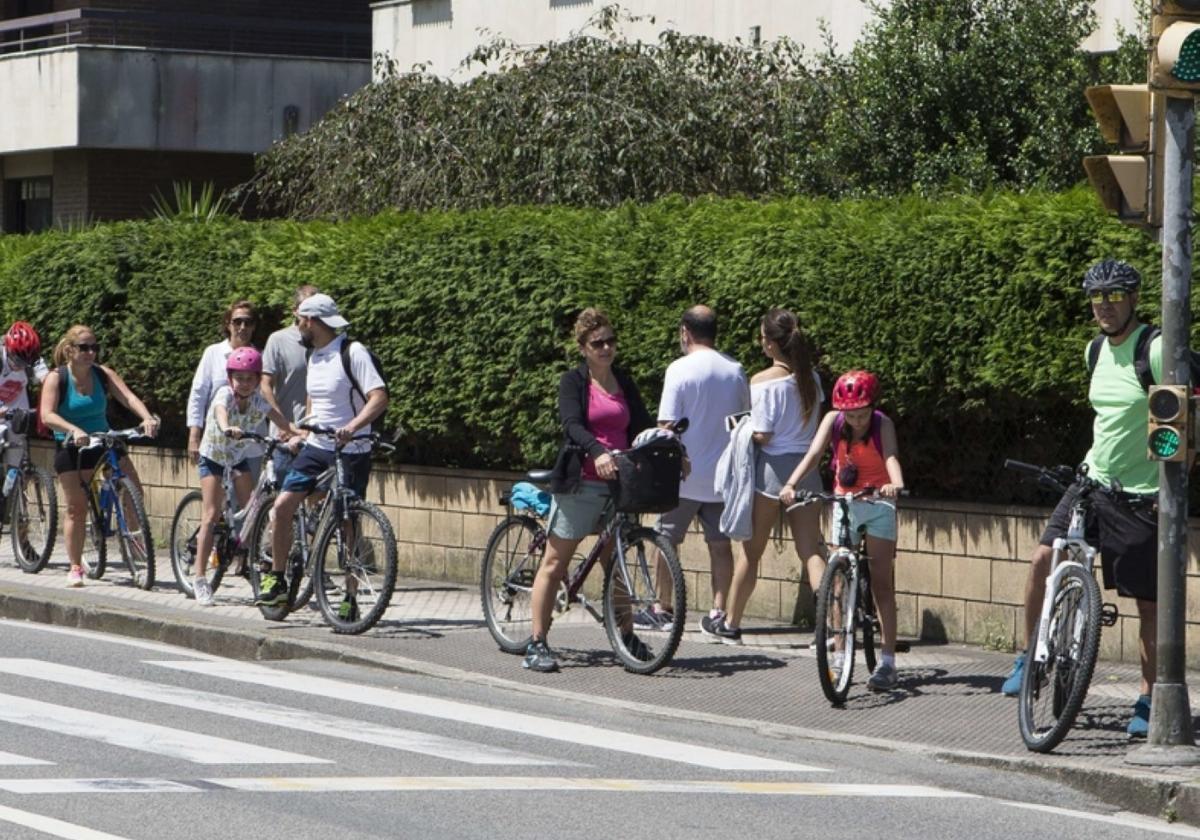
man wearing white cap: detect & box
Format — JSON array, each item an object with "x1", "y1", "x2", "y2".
[{"x1": 256, "y1": 293, "x2": 388, "y2": 616}]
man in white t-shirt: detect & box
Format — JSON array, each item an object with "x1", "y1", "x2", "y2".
[
  {"x1": 653, "y1": 305, "x2": 749, "y2": 634},
  {"x1": 257, "y1": 294, "x2": 388, "y2": 614}
]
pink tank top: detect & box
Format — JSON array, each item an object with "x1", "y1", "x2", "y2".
[{"x1": 580, "y1": 380, "x2": 630, "y2": 481}]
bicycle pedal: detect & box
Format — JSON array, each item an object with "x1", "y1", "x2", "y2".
[{"x1": 1100, "y1": 603, "x2": 1119, "y2": 627}]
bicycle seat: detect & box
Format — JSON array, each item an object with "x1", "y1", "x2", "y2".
[{"x1": 525, "y1": 469, "x2": 554, "y2": 485}]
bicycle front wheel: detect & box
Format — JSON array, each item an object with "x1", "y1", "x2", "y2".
[
  {"x1": 11, "y1": 465, "x2": 57, "y2": 573},
  {"x1": 81, "y1": 492, "x2": 107, "y2": 580},
  {"x1": 169, "y1": 491, "x2": 203, "y2": 597},
  {"x1": 115, "y1": 477, "x2": 154, "y2": 590},
  {"x1": 313, "y1": 500, "x2": 398, "y2": 635},
  {"x1": 815, "y1": 554, "x2": 858, "y2": 705},
  {"x1": 247, "y1": 496, "x2": 306, "y2": 621},
  {"x1": 1018, "y1": 563, "x2": 1102, "y2": 753},
  {"x1": 480, "y1": 516, "x2": 545, "y2": 654},
  {"x1": 602, "y1": 527, "x2": 686, "y2": 675}
]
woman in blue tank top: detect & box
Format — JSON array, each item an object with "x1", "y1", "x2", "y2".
[{"x1": 39, "y1": 325, "x2": 160, "y2": 587}]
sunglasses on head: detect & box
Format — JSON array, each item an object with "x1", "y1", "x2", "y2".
[
  {"x1": 230, "y1": 317, "x2": 256, "y2": 327},
  {"x1": 1088, "y1": 289, "x2": 1128, "y2": 305},
  {"x1": 587, "y1": 336, "x2": 617, "y2": 350},
  {"x1": 74, "y1": 343, "x2": 101, "y2": 353}
]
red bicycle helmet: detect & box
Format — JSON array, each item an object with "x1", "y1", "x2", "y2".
[
  {"x1": 4, "y1": 321, "x2": 41, "y2": 366},
  {"x1": 226, "y1": 346, "x2": 263, "y2": 375},
  {"x1": 832, "y1": 370, "x2": 879, "y2": 410}
]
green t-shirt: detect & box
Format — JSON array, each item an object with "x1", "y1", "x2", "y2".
[{"x1": 1082, "y1": 324, "x2": 1163, "y2": 494}]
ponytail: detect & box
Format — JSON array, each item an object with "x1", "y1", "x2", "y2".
[
  {"x1": 762, "y1": 308, "x2": 817, "y2": 423},
  {"x1": 52, "y1": 325, "x2": 92, "y2": 368}
]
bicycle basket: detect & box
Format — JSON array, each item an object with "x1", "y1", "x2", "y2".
[{"x1": 608, "y1": 439, "x2": 683, "y2": 514}]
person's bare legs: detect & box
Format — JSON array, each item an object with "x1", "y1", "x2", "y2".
[
  {"x1": 726, "y1": 494, "x2": 779, "y2": 629},
  {"x1": 707, "y1": 539, "x2": 734, "y2": 614},
  {"x1": 1136, "y1": 598, "x2": 1157, "y2": 696}
]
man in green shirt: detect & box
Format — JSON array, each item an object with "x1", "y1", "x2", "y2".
[{"x1": 1000, "y1": 259, "x2": 1159, "y2": 738}]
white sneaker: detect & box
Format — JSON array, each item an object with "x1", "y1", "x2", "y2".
[{"x1": 193, "y1": 576, "x2": 214, "y2": 607}]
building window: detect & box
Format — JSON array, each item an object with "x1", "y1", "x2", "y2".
[{"x1": 3, "y1": 177, "x2": 52, "y2": 233}]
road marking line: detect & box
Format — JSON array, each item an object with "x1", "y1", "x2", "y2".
[
  {"x1": 0, "y1": 659, "x2": 566, "y2": 767},
  {"x1": 999, "y1": 800, "x2": 1200, "y2": 837},
  {"x1": 153, "y1": 660, "x2": 824, "y2": 772},
  {"x1": 0, "y1": 779, "x2": 199, "y2": 794},
  {"x1": 0, "y1": 750, "x2": 51, "y2": 765},
  {"x1": 0, "y1": 692, "x2": 329, "y2": 765},
  {"x1": 0, "y1": 803, "x2": 134, "y2": 839},
  {"x1": 0, "y1": 620, "x2": 223, "y2": 660}
]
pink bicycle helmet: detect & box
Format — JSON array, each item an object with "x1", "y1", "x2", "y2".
[
  {"x1": 4, "y1": 321, "x2": 41, "y2": 366},
  {"x1": 226, "y1": 346, "x2": 263, "y2": 375},
  {"x1": 831, "y1": 370, "x2": 879, "y2": 410}
]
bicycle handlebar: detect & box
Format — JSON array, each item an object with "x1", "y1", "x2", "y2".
[
  {"x1": 1003, "y1": 459, "x2": 1110, "y2": 495},
  {"x1": 79, "y1": 426, "x2": 152, "y2": 450},
  {"x1": 299, "y1": 423, "x2": 397, "y2": 454},
  {"x1": 784, "y1": 487, "x2": 909, "y2": 512}
]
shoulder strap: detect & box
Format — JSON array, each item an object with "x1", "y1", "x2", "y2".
[
  {"x1": 870, "y1": 410, "x2": 884, "y2": 455},
  {"x1": 1086, "y1": 334, "x2": 1105, "y2": 378},
  {"x1": 831, "y1": 412, "x2": 844, "y2": 452},
  {"x1": 1133, "y1": 325, "x2": 1160, "y2": 393},
  {"x1": 340, "y1": 339, "x2": 367, "y2": 408}
]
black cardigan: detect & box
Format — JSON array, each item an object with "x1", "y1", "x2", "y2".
[{"x1": 550, "y1": 362, "x2": 654, "y2": 494}]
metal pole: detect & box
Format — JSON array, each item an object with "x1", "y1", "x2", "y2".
[{"x1": 1128, "y1": 92, "x2": 1200, "y2": 766}]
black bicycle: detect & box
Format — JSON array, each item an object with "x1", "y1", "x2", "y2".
[{"x1": 1, "y1": 408, "x2": 57, "y2": 573}]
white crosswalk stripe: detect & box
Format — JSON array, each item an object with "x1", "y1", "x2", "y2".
[
  {"x1": 153, "y1": 660, "x2": 826, "y2": 772},
  {"x1": 0, "y1": 658, "x2": 567, "y2": 766},
  {"x1": 0, "y1": 692, "x2": 329, "y2": 765},
  {"x1": 0, "y1": 750, "x2": 51, "y2": 766}
]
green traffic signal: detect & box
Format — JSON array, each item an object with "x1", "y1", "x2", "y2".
[
  {"x1": 1150, "y1": 426, "x2": 1183, "y2": 459},
  {"x1": 1175, "y1": 29, "x2": 1200, "y2": 82}
]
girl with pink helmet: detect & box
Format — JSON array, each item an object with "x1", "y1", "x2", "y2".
[{"x1": 780, "y1": 369, "x2": 907, "y2": 691}]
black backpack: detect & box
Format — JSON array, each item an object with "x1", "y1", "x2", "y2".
[
  {"x1": 308, "y1": 337, "x2": 388, "y2": 411},
  {"x1": 1086, "y1": 325, "x2": 1200, "y2": 392}
]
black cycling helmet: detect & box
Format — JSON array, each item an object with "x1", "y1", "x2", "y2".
[{"x1": 1081, "y1": 259, "x2": 1142, "y2": 294}]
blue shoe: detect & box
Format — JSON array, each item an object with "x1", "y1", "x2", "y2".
[
  {"x1": 1001, "y1": 654, "x2": 1025, "y2": 697},
  {"x1": 1128, "y1": 694, "x2": 1151, "y2": 737}
]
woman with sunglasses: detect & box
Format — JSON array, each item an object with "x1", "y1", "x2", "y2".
[
  {"x1": 522, "y1": 307, "x2": 655, "y2": 673},
  {"x1": 39, "y1": 325, "x2": 159, "y2": 587},
  {"x1": 186, "y1": 301, "x2": 262, "y2": 470}
]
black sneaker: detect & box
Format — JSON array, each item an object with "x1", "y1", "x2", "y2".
[
  {"x1": 708, "y1": 617, "x2": 743, "y2": 646},
  {"x1": 699, "y1": 611, "x2": 726, "y2": 640},
  {"x1": 255, "y1": 572, "x2": 288, "y2": 607},
  {"x1": 622, "y1": 632, "x2": 653, "y2": 662},
  {"x1": 522, "y1": 638, "x2": 559, "y2": 673}
]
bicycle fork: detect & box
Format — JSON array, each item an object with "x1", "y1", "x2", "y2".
[{"x1": 1032, "y1": 540, "x2": 1095, "y2": 663}]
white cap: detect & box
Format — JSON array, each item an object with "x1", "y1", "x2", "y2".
[{"x1": 297, "y1": 293, "x2": 349, "y2": 329}]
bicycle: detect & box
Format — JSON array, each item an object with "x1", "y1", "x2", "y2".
[
  {"x1": 1004, "y1": 459, "x2": 1124, "y2": 753},
  {"x1": 787, "y1": 487, "x2": 906, "y2": 705},
  {"x1": 75, "y1": 426, "x2": 155, "y2": 590},
  {"x1": 250, "y1": 424, "x2": 398, "y2": 635},
  {"x1": 168, "y1": 431, "x2": 288, "y2": 600},
  {"x1": 479, "y1": 468, "x2": 687, "y2": 676},
  {"x1": 0, "y1": 408, "x2": 57, "y2": 574}
]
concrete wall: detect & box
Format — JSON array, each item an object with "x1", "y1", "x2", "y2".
[
  {"x1": 372, "y1": 0, "x2": 1142, "y2": 80},
  {"x1": 80, "y1": 440, "x2": 1195, "y2": 667},
  {"x1": 0, "y1": 45, "x2": 369, "y2": 155}
]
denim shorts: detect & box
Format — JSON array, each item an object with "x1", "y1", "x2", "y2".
[
  {"x1": 198, "y1": 455, "x2": 250, "y2": 480},
  {"x1": 546, "y1": 480, "x2": 612, "y2": 541},
  {"x1": 831, "y1": 498, "x2": 897, "y2": 543},
  {"x1": 280, "y1": 445, "x2": 372, "y2": 497}
]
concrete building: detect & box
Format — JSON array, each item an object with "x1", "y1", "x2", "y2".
[
  {"x1": 372, "y1": 0, "x2": 1142, "y2": 81},
  {"x1": 0, "y1": 1, "x2": 373, "y2": 232}
]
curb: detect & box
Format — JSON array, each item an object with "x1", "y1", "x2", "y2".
[{"x1": 1, "y1": 584, "x2": 1197, "y2": 825}]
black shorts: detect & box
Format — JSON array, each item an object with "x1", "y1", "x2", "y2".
[
  {"x1": 1039, "y1": 481, "x2": 1158, "y2": 602},
  {"x1": 53, "y1": 444, "x2": 105, "y2": 475}
]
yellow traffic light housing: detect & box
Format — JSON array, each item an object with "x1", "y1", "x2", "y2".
[
  {"x1": 1148, "y1": 385, "x2": 1190, "y2": 461},
  {"x1": 1083, "y1": 85, "x2": 1164, "y2": 228},
  {"x1": 1152, "y1": 1, "x2": 1200, "y2": 90}
]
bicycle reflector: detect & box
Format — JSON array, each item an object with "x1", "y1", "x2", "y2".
[{"x1": 1148, "y1": 384, "x2": 1190, "y2": 461}]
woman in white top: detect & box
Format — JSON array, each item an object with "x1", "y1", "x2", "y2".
[
  {"x1": 186, "y1": 301, "x2": 262, "y2": 467},
  {"x1": 707, "y1": 308, "x2": 824, "y2": 644}
]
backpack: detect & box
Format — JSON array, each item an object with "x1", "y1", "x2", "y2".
[
  {"x1": 1085, "y1": 325, "x2": 1200, "y2": 392},
  {"x1": 308, "y1": 336, "x2": 388, "y2": 412},
  {"x1": 35, "y1": 365, "x2": 109, "y2": 438},
  {"x1": 830, "y1": 409, "x2": 884, "y2": 474}
]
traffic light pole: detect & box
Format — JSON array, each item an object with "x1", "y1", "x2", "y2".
[{"x1": 1128, "y1": 92, "x2": 1200, "y2": 766}]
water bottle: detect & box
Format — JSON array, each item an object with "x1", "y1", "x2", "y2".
[{"x1": 2, "y1": 467, "x2": 18, "y2": 497}]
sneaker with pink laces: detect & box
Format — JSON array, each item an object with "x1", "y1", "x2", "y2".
[{"x1": 66, "y1": 567, "x2": 84, "y2": 588}]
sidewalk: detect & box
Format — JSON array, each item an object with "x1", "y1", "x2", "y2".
[{"x1": 2, "y1": 544, "x2": 1199, "y2": 824}]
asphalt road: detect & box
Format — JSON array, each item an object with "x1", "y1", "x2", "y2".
[{"x1": 0, "y1": 619, "x2": 1193, "y2": 840}]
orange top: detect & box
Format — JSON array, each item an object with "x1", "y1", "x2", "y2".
[{"x1": 833, "y1": 436, "x2": 890, "y2": 494}]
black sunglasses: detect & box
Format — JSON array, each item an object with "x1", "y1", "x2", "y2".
[
  {"x1": 587, "y1": 336, "x2": 618, "y2": 350},
  {"x1": 74, "y1": 343, "x2": 101, "y2": 353},
  {"x1": 230, "y1": 317, "x2": 257, "y2": 327}
]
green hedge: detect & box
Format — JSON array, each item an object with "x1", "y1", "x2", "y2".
[{"x1": 0, "y1": 189, "x2": 1178, "y2": 501}]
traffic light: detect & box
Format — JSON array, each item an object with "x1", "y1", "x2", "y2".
[
  {"x1": 1152, "y1": 1, "x2": 1200, "y2": 90},
  {"x1": 1148, "y1": 385, "x2": 1190, "y2": 461},
  {"x1": 1083, "y1": 85, "x2": 1163, "y2": 228}
]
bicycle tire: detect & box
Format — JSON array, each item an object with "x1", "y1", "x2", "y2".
[
  {"x1": 815, "y1": 553, "x2": 858, "y2": 705},
  {"x1": 313, "y1": 499, "x2": 398, "y2": 634},
  {"x1": 169, "y1": 490, "x2": 204, "y2": 597},
  {"x1": 247, "y1": 497, "x2": 304, "y2": 621},
  {"x1": 859, "y1": 575, "x2": 878, "y2": 676},
  {"x1": 602, "y1": 527, "x2": 686, "y2": 675},
  {"x1": 1018, "y1": 562, "x2": 1102, "y2": 753},
  {"x1": 11, "y1": 465, "x2": 57, "y2": 573},
  {"x1": 480, "y1": 515, "x2": 545, "y2": 654},
  {"x1": 115, "y1": 477, "x2": 154, "y2": 590},
  {"x1": 81, "y1": 492, "x2": 107, "y2": 580}
]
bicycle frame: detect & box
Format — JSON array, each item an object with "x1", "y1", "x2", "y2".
[
  {"x1": 85, "y1": 441, "x2": 131, "y2": 538},
  {"x1": 1032, "y1": 499, "x2": 1098, "y2": 665}
]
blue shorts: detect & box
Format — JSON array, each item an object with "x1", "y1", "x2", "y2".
[
  {"x1": 198, "y1": 456, "x2": 250, "y2": 480},
  {"x1": 280, "y1": 445, "x2": 372, "y2": 497},
  {"x1": 831, "y1": 498, "x2": 897, "y2": 543},
  {"x1": 546, "y1": 480, "x2": 612, "y2": 541}
]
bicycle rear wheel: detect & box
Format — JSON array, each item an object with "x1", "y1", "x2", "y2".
[
  {"x1": 815, "y1": 553, "x2": 858, "y2": 705},
  {"x1": 602, "y1": 527, "x2": 686, "y2": 675},
  {"x1": 11, "y1": 465, "x2": 57, "y2": 573},
  {"x1": 81, "y1": 493, "x2": 106, "y2": 580},
  {"x1": 313, "y1": 499, "x2": 398, "y2": 635},
  {"x1": 247, "y1": 498, "x2": 307, "y2": 621},
  {"x1": 115, "y1": 477, "x2": 154, "y2": 590},
  {"x1": 480, "y1": 516, "x2": 545, "y2": 654},
  {"x1": 1018, "y1": 563, "x2": 1102, "y2": 753},
  {"x1": 169, "y1": 491, "x2": 203, "y2": 597}
]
